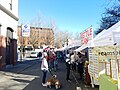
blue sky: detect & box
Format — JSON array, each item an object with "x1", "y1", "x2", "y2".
[{"x1": 18, "y1": 0, "x2": 117, "y2": 34}]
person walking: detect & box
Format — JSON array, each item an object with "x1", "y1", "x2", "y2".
[
  {"x1": 52, "y1": 51, "x2": 57, "y2": 71},
  {"x1": 66, "y1": 51, "x2": 71, "y2": 82},
  {"x1": 77, "y1": 52, "x2": 85, "y2": 80},
  {"x1": 38, "y1": 52, "x2": 42, "y2": 61},
  {"x1": 47, "y1": 51, "x2": 54, "y2": 71},
  {"x1": 71, "y1": 52, "x2": 76, "y2": 71},
  {"x1": 41, "y1": 51, "x2": 48, "y2": 86}
]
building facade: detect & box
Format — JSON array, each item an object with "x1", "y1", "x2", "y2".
[
  {"x1": 0, "y1": 0, "x2": 19, "y2": 69},
  {"x1": 17, "y1": 26, "x2": 54, "y2": 50}
]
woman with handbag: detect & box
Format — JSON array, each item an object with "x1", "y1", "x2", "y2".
[{"x1": 41, "y1": 51, "x2": 48, "y2": 86}]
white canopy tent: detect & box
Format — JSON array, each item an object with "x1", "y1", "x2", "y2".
[
  {"x1": 75, "y1": 21, "x2": 120, "y2": 88},
  {"x1": 75, "y1": 29, "x2": 109, "y2": 52},
  {"x1": 67, "y1": 39, "x2": 81, "y2": 49},
  {"x1": 93, "y1": 21, "x2": 120, "y2": 46},
  {"x1": 75, "y1": 40, "x2": 94, "y2": 51},
  {"x1": 113, "y1": 26, "x2": 120, "y2": 44},
  {"x1": 75, "y1": 21, "x2": 120, "y2": 52}
]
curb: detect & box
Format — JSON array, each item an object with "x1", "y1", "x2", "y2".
[
  {"x1": 16, "y1": 61, "x2": 37, "y2": 74},
  {"x1": 4, "y1": 60, "x2": 38, "y2": 74}
]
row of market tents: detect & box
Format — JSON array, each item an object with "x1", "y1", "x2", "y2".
[
  {"x1": 75, "y1": 21, "x2": 120, "y2": 51},
  {"x1": 75, "y1": 21, "x2": 120, "y2": 90},
  {"x1": 50, "y1": 21, "x2": 120, "y2": 90}
]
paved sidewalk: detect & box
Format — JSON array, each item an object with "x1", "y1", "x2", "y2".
[
  {"x1": 4, "y1": 59, "x2": 38, "y2": 73},
  {"x1": 0, "y1": 59, "x2": 39, "y2": 90},
  {"x1": 0, "y1": 71, "x2": 37, "y2": 90}
]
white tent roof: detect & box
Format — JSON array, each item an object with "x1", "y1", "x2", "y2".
[
  {"x1": 94, "y1": 21, "x2": 120, "y2": 46},
  {"x1": 75, "y1": 21, "x2": 120, "y2": 51},
  {"x1": 75, "y1": 43, "x2": 87, "y2": 51},
  {"x1": 67, "y1": 39, "x2": 81, "y2": 49},
  {"x1": 113, "y1": 25, "x2": 120, "y2": 43},
  {"x1": 93, "y1": 29, "x2": 107, "y2": 41},
  {"x1": 75, "y1": 40, "x2": 94, "y2": 51}
]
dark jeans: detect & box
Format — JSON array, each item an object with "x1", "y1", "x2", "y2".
[
  {"x1": 48, "y1": 60, "x2": 54, "y2": 69},
  {"x1": 72, "y1": 62, "x2": 76, "y2": 71},
  {"x1": 42, "y1": 70, "x2": 47, "y2": 84},
  {"x1": 66, "y1": 62, "x2": 71, "y2": 80},
  {"x1": 77, "y1": 63, "x2": 84, "y2": 79}
]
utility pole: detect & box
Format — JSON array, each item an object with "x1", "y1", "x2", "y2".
[{"x1": 20, "y1": 24, "x2": 23, "y2": 62}]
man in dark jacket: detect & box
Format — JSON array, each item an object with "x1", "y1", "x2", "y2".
[
  {"x1": 38, "y1": 52, "x2": 42, "y2": 61},
  {"x1": 66, "y1": 51, "x2": 72, "y2": 82}
]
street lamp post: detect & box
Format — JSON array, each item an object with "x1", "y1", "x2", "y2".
[{"x1": 20, "y1": 24, "x2": 23, "y2": 62}]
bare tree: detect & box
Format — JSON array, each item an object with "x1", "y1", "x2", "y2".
[
  {"x1": 28, "y1": 13, "x2": 43, "y2": 49},
  {"x1": 46, "y1": 18, "x2": 74, "y2": 48},
  {"x1": 27, "y1": 13, "x2": 55, "y2": 49},
  {"x1": 28, "y1": 27, "x2": 39, "y2": 50},
  {"x1": 21, "y1": 12, "x2": 72, "y2": 49},
  {"x1": 55, "y1": 30, "x2": 72, "y2": 48},
  {"x1": 45, "y1": 19, "x2": 56, "y2": 46},
  {"x1": 95, "y1": 5, "x2": 120, "y2": 35},
  {"x1": 73, "y1": 32, "x2": 80, "y2": 40},
  {"x1": 46, "y1": 18, "x2": 61, "y2": 48}
]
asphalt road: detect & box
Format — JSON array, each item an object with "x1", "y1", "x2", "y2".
[
  {"x1": 19, "y1": 60, "x2": 76, "y2": 90},
  {"x1": 15, "y1": 59, "x2": 99, "y2": 90}
]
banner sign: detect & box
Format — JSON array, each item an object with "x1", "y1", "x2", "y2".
[
  {"x1": 22, "y1": 25, "x2": 30, "y2": 37},
  {"x1": 88, "y1": 45, "x2": 120, "y2": 81},
  {"x1": 80, "y1": 26, "x2": 92, "y2": 45}
]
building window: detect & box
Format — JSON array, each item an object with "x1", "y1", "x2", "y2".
[
  {"x1": 6, "y1": 27, "x2": 13, "y2": 46},
  {"x1": 7, "y1": 27, "x2": 13, "y2": 39},
  {"x1": 23, "y1": 42, "x2": 25, "y2": 44},
  {"x1": 0, "y1": 24, "x2": 2, "y2": 35},
  {"x1": 41, "y1": 36, "x2": 44, "y2": 39},
  {"x1": 35, "y1": 41, "x2": 38, "y2": 44},
  {"x1": 40, "y1": 42, "x2": 44, "y2": 45},
  {"x1": 9, "y1": 0, "x2": 12, "y2": 10},
  {"x1": 28, "y1": 41, "x2": 31, "y2": 44},
  {"x1": 29, "y1": 41, "x2": 32, "y2": 44},
  {"x1": 46, "y1": 36, "x2": 49, "y2": 40}
]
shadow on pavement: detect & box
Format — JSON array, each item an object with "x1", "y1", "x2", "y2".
[
  {"x1": 12, "y1": 78, "x2": 31, "y2": 83},
  {"x1": 1, "y1": 59, "x2": 99, "y2": 90}
]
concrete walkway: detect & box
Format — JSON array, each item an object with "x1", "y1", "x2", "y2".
[
  {"x1": 5, "y1": 59, "x2": 37, "y2": 73},
  {"x1": 0, "y1": 59, "x2": 38, "y2": 90}
]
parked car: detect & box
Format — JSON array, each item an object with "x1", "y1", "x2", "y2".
[{"x1": 30, "y1": 51, "x2": 39, "y2": 58}]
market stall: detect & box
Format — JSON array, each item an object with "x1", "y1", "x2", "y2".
[
  {"x1": 75, "y1": 21, "x2": 120, "y2": 89},
  {"x1": 88, "y1": 45, "x2": 120, "y2": 89}
]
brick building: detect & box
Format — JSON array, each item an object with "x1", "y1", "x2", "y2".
[{"x1": 17, "y1": 26, "x2": 54, "y2": 50}]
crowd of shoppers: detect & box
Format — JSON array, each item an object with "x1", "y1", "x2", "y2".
[
  {"x1": 65, "y1": 50, "x2": 85, "y2": 82},
  {"x1": 40, "y1": 47, "x2": 87, "y2": 86}
]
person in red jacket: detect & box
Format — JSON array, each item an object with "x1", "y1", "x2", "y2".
[{"x1": 47, "y1": 51, "x2": 54, "y2": 71}]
